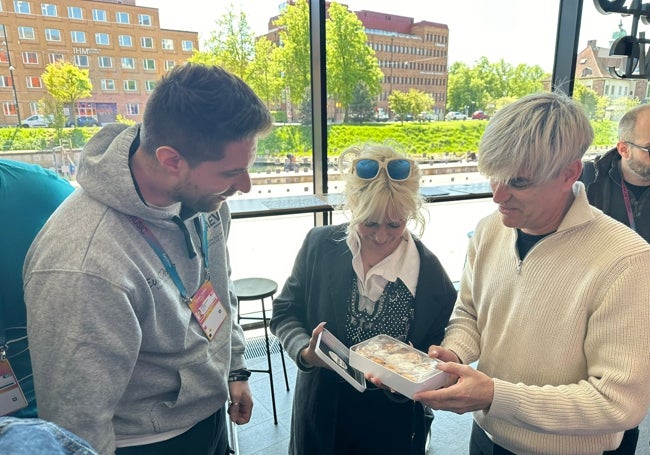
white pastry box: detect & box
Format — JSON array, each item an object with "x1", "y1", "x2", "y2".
[{"x1": 349, "y1": 334, "x2": 449, "y2": 399}]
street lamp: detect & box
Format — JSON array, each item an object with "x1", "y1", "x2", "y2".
[{"x1": 1, "y1": 25, "x2": 21, "y2": 126}]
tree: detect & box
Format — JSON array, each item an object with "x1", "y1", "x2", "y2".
[
  {"x1": 325, "y1": 2, "x2": 383, "y2": 121},
  {"x1": 275, "y1": 0, "x2": 311, "y2": 109},
  {"x1": 38, "y1": 94, "x2": 66, "y2": 136},
  {"x1": 190, "y1": 4, "x2": 256, "y2": 81},
  {"x1": 388, "y1": 89, "x2": 433, "y2": 122},
  {"x1": 447, "y1": 57, "x2": 547, "y2": 116},
  {"x1": 247, "y1": 37, "x2": 284, "y2": 109},
  {"x1": 41, "y1": 62, "x2": 92, "y2": 128},
  {"x1": 348, "y1": 82, "x2": 376, "y2": 123}
]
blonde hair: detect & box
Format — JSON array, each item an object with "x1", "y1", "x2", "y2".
[
  {"x1": 478, "y1": 91, "x2": 593, "y2": 185},
  {"x1": 338, "y1": 142, "x2": 425, "y2": 241}
]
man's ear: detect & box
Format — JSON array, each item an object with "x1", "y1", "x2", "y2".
[
  {"x1": 564, "y1": 159, "x2": 583, "y2": 187},
  {"x1": 617, "y1": 141, "x2": 631, "y2": 159},
  {"x1": 155, "y1": 146, "x2": 186, "y2": 176}
]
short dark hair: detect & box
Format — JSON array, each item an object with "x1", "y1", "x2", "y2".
[{"x1": 140, "y1": 63, "x2": 273, "y2": 166}]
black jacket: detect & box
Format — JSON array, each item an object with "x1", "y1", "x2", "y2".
[{"x1": 586, "y1": 148, "x2": 650, "y2": 243}]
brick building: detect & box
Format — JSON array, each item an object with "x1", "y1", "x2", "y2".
[
  {"x1": 576, "y1": 39, "x2": 648, "y2": 102},
  {"x1": 265, "y1": 2, "x2": 449, "y2": 120},
  {"x1": 355, "y1": 9, "x2": 448, "y2": 119},
  {"x1": 0, "y1": 0, "x2": 198, "y2": 126}
]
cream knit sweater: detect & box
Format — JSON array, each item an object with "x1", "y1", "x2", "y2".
[{"x1": 443, "y1": 183, "x2": 650, "y2": 455}]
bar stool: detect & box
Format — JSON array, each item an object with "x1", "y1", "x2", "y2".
[{"x1": 233, "y1": 277, "x2": 290, "y2": 425}]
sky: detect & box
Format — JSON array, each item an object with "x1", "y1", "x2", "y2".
[{"x1": 136, "y1": 0, "x2": 642, "y2": 72}]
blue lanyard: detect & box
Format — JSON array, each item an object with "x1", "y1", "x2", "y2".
[{"x1": 128, "y1": 215, "x2": 209, "y2": 301}]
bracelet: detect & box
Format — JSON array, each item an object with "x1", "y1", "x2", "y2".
[{"x1": 228, "y1": 368, "x2": 252, "y2": 382}]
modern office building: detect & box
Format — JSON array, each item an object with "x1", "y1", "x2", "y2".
[
  {"x1": 356, "y1": 9, "x2": 448, "y2": 119},
  {"x1": 0, "y1": 0, "x2": 198, "y2": 126}
]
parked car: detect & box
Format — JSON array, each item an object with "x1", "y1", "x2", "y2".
[
  {"x1": 66, "y1": 116, "x2": 100, "y2": 127},
  {"x1": 21, "y1": 115, "x2": 53, "y2": 128},
  {"x1": 445, "y1": 111, "x2": 467, "y2": 121},
  {"x1": 471, "y1": 110, "x2": 488, "y2": 120}
]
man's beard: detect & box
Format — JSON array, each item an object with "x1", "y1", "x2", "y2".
[
  {"x1": 172, "y1": 182, "x2": 232, "y2": 213},
  {"x1": 628, "y1": 155, "x2": 650, "y2": 182}
]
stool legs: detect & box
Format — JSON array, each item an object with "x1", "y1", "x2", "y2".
[{"x1": 237, "y1": 292, "x2": 291, "y2": 425}]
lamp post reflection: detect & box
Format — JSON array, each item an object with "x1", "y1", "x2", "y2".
[{"x1": 2, "y1": 25, "x2": 21, "y2": 126}]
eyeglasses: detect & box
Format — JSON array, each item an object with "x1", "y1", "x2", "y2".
[
  {"x1": 352, "y1": 158, "x2": 414, "y2": 181},
  {"x1": 625, "y1": 141, "x2": 650, "y2": 154}
]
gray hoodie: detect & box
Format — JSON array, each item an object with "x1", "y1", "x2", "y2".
[{"x1": 23, "y1": 124, "x2": 246, "y2": 455}]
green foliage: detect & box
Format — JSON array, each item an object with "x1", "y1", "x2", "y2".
[
  {"x1": 192, "y1": 5, "x2": 256, "y2": 81},
  {"x1": 247, "y1": 37, "x2": 284, "y2": 108},
  {"x1": 326, "y1": 2, "x2": 383, "y2": 118},
  {"x1": 0, "y1": 126, "x2": 96, "y2": 151},
  {"x1": 41, "y1": 62, "x2": 92, "y2": 125},
  {"x1": 275, "y1": 0, "x2": 311, "y2": 107},
  {"x1": 447, "y1": 58, "x2": 546, "y2": 116},
  {"x1": 348, "y1": 82, "x2": 376, "y2": 123},
  {"x1": 116, "y1": 114, "x2": 136, "y2": 126},
  {"x1": 1, "y1": 120, "x2": 619, "y2": 160},
  {"x1": 388, "y1": 89, "x2": 433, "y2": 121}
]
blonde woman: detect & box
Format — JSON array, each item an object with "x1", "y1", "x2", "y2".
[{"x1": 270, "y1": 143, "x2": 456, "y2": 455}]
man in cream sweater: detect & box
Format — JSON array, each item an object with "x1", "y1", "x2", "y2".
[{"x1": 414, "y1": 92, "x2": 650, "y2": 455}]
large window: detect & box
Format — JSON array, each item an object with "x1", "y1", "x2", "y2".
[
  {"x1": 26, "y1": 76, "x2": 42, "y2": 89},
  {"x1": 139, "y1": 14, "x2": 152, "y2": 26},
  {"x1": 68, "y1": 6, "x2": 83, "y2": 20},
  {"x1": 45, "y1": 29, "x2": 61, "y2": 42},
  {"x1": 22, "y1": 51, "x2": 39, "y2": 64},
  {"x1": 96, "y1": 33, "x2": 110, "y2": 46},
  {"x1": 116, "y1": 12, "x2": 130, "y2": 24},
  {"x1": 74, "y1": 55, "x2": 89, "y2": 67},
  {"x1": 141, "y1": 37, "x2": 154, "y2": 49},
  {"x1": 71, "y1": 31, "x2": 86, "y2": 44},
  {"x1": 41, "y1": 3, "x2": 57, "y2": 16},
  {"x1": 123, "y1": 80, "x2": 137, "y2": 91},
  {"x1": 143, "y1": 58, "x2": 156, "y2": 71},
  {"x1": 162, "y1": 39, "x2": 174, "y2": 50},
  {"x1": 98, "y1": 56, "x2": 113, "y2": 68},
  {"x1": 13, "y1": 1, "x2": 30, "y2": 14},
  {"x1": 121, "y1": 57, "x2": 136, "y2": 69},
  {"x1": 119, "y1": 35, "x2": 133, "y2": 47},
  {"x1": 101, "y1": 79, "x2": 115, "y2": 91},
  {"x1": 18, "y1": 26, "x2": 35, "y2": 40},
  {"x1": 93, "y1": 9, "x2": 107, "y2": 22}
]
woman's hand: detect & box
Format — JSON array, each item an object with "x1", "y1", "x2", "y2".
[{"x1": 299, "y1": 321, "x2": 330, "y2": 369}]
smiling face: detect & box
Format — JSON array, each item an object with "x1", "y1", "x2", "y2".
[
  {"x1": 490, "y1": 160, "x2": 581, "y2": 235},
  {"x1": 172, "y1": 139, "x2": 257, "y2": 213},
  {"x1": 357, "y1": 218, "x2": 407, "y2": 260}
]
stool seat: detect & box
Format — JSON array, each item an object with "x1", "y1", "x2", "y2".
[{"x1": 233, "y1": 278, "x2": 277, "y2": 301}]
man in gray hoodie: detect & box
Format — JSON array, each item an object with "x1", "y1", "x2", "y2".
[{"x1": 23, "y1": 63, "x2": 273, "y2": 455}]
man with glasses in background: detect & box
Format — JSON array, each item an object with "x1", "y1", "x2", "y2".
[
  {"x1": 587, "y1": 104, "x2": 650, "y2": 244},
  {"x1": 585, "y1": 104, "x2": 650, "y2": 454},
  {"x1": 414, "y1": 92, "x2": 650, "y2": 454}
]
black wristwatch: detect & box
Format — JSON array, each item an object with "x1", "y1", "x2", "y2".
[{"x1": 228, "y1": 368, "x2": 252, "y2": 382}]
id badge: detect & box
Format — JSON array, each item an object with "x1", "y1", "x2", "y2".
[
  {"x1": 0, "y1": 359, "x2": 28, "y2": 416},
  {"x1": 189, "y1": 280, "x2": 228, "y2": 340}
]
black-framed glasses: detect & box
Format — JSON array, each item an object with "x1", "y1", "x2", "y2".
[
  {"x1": 352, "y1": 158, "x2": 414, "y2": 181},
  {"x1": 625, "y1": 141, "x2": 650, "y2": 154}
]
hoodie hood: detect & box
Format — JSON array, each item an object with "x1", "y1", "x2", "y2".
[{"x1": 77, "y1": 123, "x2": 176, "y2": 223}]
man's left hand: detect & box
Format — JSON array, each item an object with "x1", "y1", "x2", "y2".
[
  {"x1": 228, "y1": 381, "x2": 253, "y2": 424},
  {"x1": 413, "y1": 361, "x2": 494, "y2": 414}
]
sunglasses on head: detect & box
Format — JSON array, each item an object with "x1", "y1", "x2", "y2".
[{"x1": 352, "y1": 158, "x2": 414, "y2": 181}]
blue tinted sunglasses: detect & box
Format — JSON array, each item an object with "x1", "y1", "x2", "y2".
[{"x1": 352, "y1": 158, "x2": 414, "y2": 181}]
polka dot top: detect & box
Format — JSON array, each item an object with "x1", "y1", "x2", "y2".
[{"x1": 346, "y1": 276, "x2": 415, "y2": 345}]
